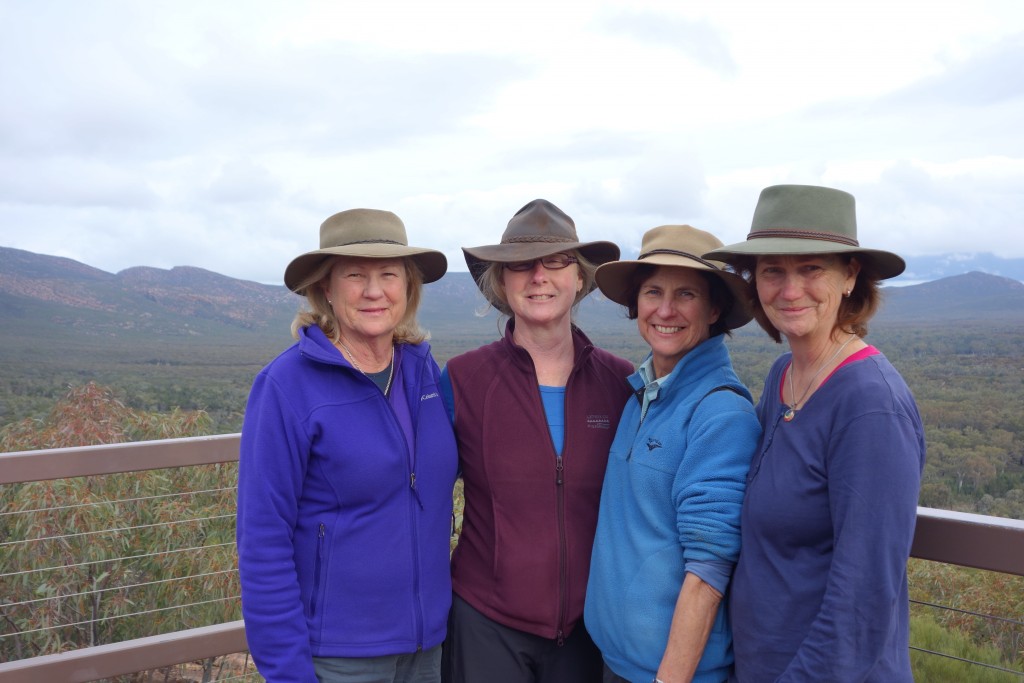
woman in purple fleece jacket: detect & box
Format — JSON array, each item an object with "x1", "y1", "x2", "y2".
[{"x1": 237, "y1": 209, "x2": 458, "y2": 683}]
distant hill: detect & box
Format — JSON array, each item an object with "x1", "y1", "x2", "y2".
[
  {"x1": 1, "y1": 247, "x2": 1022, "y2": 354},
  {"x1": 898, "y1": 253, "x2": 1024, "y2": 284},
  {"x1": 0, "y1": 247, "x2": 297, "y2": 346},
  {"x1": 878, "y1": 271, "x2": 1024, "y2": 323}
]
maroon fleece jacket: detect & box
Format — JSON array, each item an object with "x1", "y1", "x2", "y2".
[{"x1": 447, "y1": 321, "x2": 633, "y2": 640}]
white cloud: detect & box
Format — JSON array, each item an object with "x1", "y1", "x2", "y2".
[{"x1": 0, "y1": 0, "x2": 1022, "y2": 284}]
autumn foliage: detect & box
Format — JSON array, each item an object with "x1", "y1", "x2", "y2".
[{"x1": 0, "y1": 382, "x2": 239, "y2": 671}]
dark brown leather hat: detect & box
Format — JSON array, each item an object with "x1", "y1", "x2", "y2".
[{"x1": 462, "y1": 199, "x2": 620, "y2": 281}]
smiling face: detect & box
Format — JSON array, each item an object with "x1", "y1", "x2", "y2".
[
  {"x1": 636, "y1": 266, "x2": 720, "y2": 378},
  {"x1": 322, "y1": 257, "x2": 409, "y2": 345},
  {"x1": 501, "y1": 251, "x2": 584, "y2": 330},
  {"x1": 754, "y1": 254, "x2": 860, "y2": 345}
]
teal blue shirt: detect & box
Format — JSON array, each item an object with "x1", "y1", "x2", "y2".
[{"x1": 441, "y1": 369, "x2": 566, "y2": 456}]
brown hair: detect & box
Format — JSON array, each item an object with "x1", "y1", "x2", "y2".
[
  {"x1": 475, "y1": 250, "x2": 598, "y2": 320},
  {"x1": 729, "y1": 254, "x2": 881, "y2": 344},
  {"x1": 622, "y1": 265, "x2": 736, "y2": 338},
  {"x1": 289, "y1": 256, "x2": 428, "y2": 344}
]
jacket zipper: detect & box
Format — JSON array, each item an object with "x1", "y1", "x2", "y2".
[
  {"x1": 409, "y1": 477, "x2": 424, "y2": 649},
  {"x1": 309, "y1": 522, "x2": 325, "y2": 616},
  {"x1": 555, "y1": 453, "x2": 568, "y2": 646},
  {"x1": 524, "y1": 340, "x2": 584, "y2": 646},
  {"x1": 406, "y1": 359, "x2": 424, "y2": 649},
  {"x1": 552, "y1": 355, "x2": 587, "y2": 647}
]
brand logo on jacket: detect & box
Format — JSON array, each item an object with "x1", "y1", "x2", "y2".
[
  {"x1": 586, "y1": 414, "x2": 611, "y2": 429},
  {"x1": 421, "y1": 392, "x2": 439, "y2": 401},
  {"x1": 646, "y1": 438, "x2": 662, "y2": 452}
]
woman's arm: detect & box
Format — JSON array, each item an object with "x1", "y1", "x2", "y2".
[
  {"x1": 669, "y1": 389, "x2": 760, "y2": 680},
  {"x1": 237, "y1": 373, "x2": 317, "y2": 683},
  {"x1": 656, "y1": 572, "x2": 723, "y2": 683}
]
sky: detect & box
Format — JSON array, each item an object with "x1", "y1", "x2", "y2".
[{"x1": 1, "y1": 0, "x2": 1022, "y2": 284}]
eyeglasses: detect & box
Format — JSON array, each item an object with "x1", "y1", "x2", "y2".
[{"x1": 503, "y1": 254, "x2": 579, "y2": 272}]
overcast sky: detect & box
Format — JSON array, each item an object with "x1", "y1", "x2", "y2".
[{"x1": 1, "y1": 0, "x2": 1022, "y2": 284}]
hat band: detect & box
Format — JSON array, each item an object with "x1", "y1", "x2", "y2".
[
  {"x1": 639, "y1": 248, "x2": 723, "y2": 271},
  {"x1": 746, "y1": 228, "x2": 859, "y2": 247},
  {"x1": 504, "y1": 235, "x2": 576, "y2": 244},
  {"x1": 339, "y1": 239, "x2": 406, "y2": 246}
]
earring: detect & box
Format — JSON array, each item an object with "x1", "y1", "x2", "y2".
[{"x1": 843, "y1": 290, "x2": 851, "y2": 298}]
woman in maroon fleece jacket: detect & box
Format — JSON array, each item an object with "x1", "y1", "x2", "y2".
[{"x1": 440, "y1": 199, "x2": 634, "y2": 683}]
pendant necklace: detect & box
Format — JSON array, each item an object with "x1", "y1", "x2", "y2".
[
  {"x1": 338, "y1": 338, "x2": 395, "y2": 395},
  {"x1": 783, "y1": 335, "x2": 857, "y2": 422}
]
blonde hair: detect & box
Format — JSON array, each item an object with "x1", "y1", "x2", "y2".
[
  {"x1": 475, "y1": 250, "x2": 598, "y2": 320},
  {"x1": 290, "y1": 256, "x2": 429, "y2": 344}
]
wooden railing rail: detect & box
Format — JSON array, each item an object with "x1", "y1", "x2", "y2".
[{"x1": 1, "y1": 436, "x2": 1022, "y2": 682}]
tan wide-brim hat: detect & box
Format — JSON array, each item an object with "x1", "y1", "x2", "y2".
[
  {"x1": 462, "y1": 199, "x2": 620, "y2": 290},
  {"x1": 704, "y1": 184, "x2": 905, "y2": 280},
  {"x1": 596, "y1": 224, "x2": 753, "y2": 330},
  {"x1": 284, "y1": 208, "x2": 448, "y2": 292}
]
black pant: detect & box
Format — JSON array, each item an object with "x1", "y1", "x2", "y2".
[
  {"x1": 441, "y1": 594, "x2": 603, "y2": 683},
  {"x1": 601, "y1": 663, "x2": 630, "y2": 683}
]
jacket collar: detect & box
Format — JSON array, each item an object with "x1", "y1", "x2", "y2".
[
  {"x1": 500, "y1": 318, "x2": 595, "y2": 373},
  {"x1": 298, "y1": 325, "x2": 418, "y2": 374},
  {"x1": 629, "y1": 333, "x2": 730, "y2": 398}
]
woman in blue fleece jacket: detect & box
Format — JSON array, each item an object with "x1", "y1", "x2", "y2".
[
  {"x1": 586, "y1": 225, "x2": 761, "y2": 683},
  {"x1": 237, "y1": 209, "x2": 458, "y2": 683},
  {"x1": 706, "y1": 185, "x2": 925, "y2": 682}
]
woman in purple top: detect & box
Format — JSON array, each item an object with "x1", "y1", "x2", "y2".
[
  {"x1": 705, "y1": 185, "x2": 926, "y2": 682},
  {"x1": 237, "y1": 209, "x2": 458, "y2": 683}
]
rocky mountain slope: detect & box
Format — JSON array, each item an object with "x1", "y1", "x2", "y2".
[{"x1": 2, "y1": 247, "x2": 1022, "y2": 349}]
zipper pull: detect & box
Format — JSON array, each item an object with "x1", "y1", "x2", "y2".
[
  {"x1": 556, "y1": 629, "x2": 565, "y2": 647},
  {"x1": 410, "y1": 473, "x2": 424, "y2": 509},
  {"x1": 555, "y1": 457, "x2": 564, "y2": 485}
]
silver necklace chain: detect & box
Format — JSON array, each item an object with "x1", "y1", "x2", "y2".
[
  {"x1": 784, "y1": 335, "x2": 857, "y2": 421},
  {"x1": 338, "y1": 338, "x2": 395, "y2": 395}
]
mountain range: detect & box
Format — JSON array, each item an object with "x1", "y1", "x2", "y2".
[{"x1": 2, "y1": 246, "x2": 1023, "y2": 352}]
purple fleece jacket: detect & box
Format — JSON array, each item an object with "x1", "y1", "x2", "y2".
[{"x1": 237, "y1": 325, "x2": 458, "y2": 683}]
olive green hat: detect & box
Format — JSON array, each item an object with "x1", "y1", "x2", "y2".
[
  {"x1": 284, "y1": 208, "x2": 448, "y2": 292},
  {"x1": 596, "y1": 224, "x2": 752, "y2": 330},
  {"x1": 704, "y1": 184, "x2": 905, "y2": 279}
]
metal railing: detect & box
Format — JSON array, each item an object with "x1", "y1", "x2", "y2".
[{"x1": 1, "y1": 435, "x2": 1023, "y2": 682}]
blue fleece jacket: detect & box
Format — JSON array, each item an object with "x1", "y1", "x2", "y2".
[
  {"x1": 586, "y1": 334, "x2": 761, "y2": 683},
  {"x1": 237, "y1": 325, "x2": 458, "y2": 683}
]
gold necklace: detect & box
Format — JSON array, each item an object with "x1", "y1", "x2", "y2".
[
  {"x1": 338, "y1": 339, "x2": 395, "y2": 395},
  {"x1": 783, "y1": 335, "x2": 857, "y2": 422}
]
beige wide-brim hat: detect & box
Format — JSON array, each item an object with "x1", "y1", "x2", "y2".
[
  {"x1": 596, "y1": 224, "x2": 753, "y2": 330},
  {"x1": 284, "y1": 208, "x2": 448, "y2": 292},
  {"x1": 462, "y1": 199, "x2": 620, "y2": 291},
  {"x1": 704, "y1": 184, "x2": 905, "y2": 280}
]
